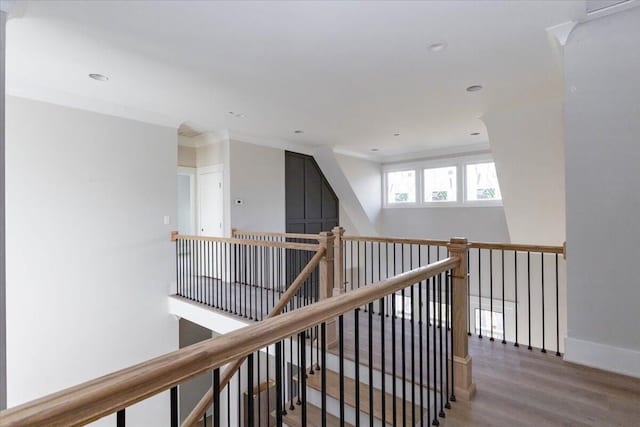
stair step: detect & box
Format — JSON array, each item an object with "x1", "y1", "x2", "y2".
[
  {"x1": 277, "y1": 400, "x2": 351, "y2": 427},
  {"x1": 298, "y1": 369, "x2": 424, "y2": 426}
]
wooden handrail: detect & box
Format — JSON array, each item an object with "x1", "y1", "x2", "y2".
[
  {"x1": 181, "y1": 247, "x2": 327, "y2": 426},
  {"x1": 171, "y1": 233, "x2": 320, "y2": 252},
  {"x1": 467, "y1": 241, "x2": 565, "y2": 254},
  {"x1": 231, "y1": 229, "x2": 322, "y2": 241},
  {"x1": 343, "y1": 234, "x2": 565, "y2": 255},
  {"x1": 0, "y1": 257, "x2": 459, "y2": 427},
  {"x1": 343, "y1": 235, "x2": 450, "y2": 246}
]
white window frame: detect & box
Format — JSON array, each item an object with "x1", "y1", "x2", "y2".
[
  {"x1": 382, "y1": 154, "x2": 502, "y2": 208},
  {"x1": 462, "y1": 159, "x2": 503, "y2": 206},
  {"x1": 383, "y1": 167, "x2": 419, "y2": 207}
]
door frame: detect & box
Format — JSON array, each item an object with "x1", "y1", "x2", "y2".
[
  {"x1": 177, "y1": 166, "x2": 197, "y2": 236},
  {"x1": 197, "y1": 164, "x2": 225, "y2": 237}
]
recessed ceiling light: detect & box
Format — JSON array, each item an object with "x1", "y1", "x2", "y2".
[
  {"x1": 393, "y1": 133, "x2": 400, "y2": 137},
  {"x1": 470, "y1": 132, "x2": 480, "y2": 136},
  {"x1": 88, "y1": 73, "x2": 108, "y2": 82},
  {"x1": 466, "y1": 85, "x2": 483, "y2": 92},
  {"x1": 429, "y1": 42, "x2": 447, "y2": 52},
  {"x1": 294, "y1": 130, "x2": 304, "y2": 134},
  {"x1": 370, "y1": 148, "x2": 379, "y2": 152}
]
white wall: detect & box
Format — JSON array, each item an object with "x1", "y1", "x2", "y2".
[
  {"x1": 563, "y1": 7, "x2": 640, "y2": 378},
  {"x1": 5, "y1": 96, "x2": 178, "y2": 425},
  {"x1": 314, "y1": 147, "x2": 378, "y2": 235},
  {"x1": 335, "y1": 154, "x2": 382, "y2": 233},
  {"x1": 483, "y1": 100, "x2": 566, "y2": 245},
  {"x1": 229, "y1": 140, "x2": 285, "y2": 233},
  {"x1": 380, "y1": 206, "x2": 510, "y2": 242}
]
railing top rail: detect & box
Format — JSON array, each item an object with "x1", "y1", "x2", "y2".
[
  {"x1": 171, "y1": 233, "x2": 320, "y2": 252},
  {"x1": 0, "y1": 257, "x2": 459, "y2": 427},
  {"x1": 231, "y1": 229, "x2": 322, "y2": 241},
  {"x1": 343, "y1": 234, "x2": 565, "y2": 255},
  {"x1": 343, "y1": 235, "x2": 450, "y2": 247},
  {"x1": 467, "y1": 242, "x2": 565, "y2": 254}
]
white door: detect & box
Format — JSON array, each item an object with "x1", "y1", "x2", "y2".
[
  {"x1": 198, "y1": 167, "x2": 224, "y2": 237},
  {"x1": 198, "y1": 165, "x2": 224, "y2": 278}
]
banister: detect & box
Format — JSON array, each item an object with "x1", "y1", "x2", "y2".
[
  {"x1": 343, "y1": 234, "x2": 565, "y2": 255},
  {"x1": 170, "y1": 233, "x2": 320, "y2": 252},
  {"x1": 467, "y1": 241, "x2": 565, "y2": 254},
  {"x1": 0, "y1": 257, "x2": 459, "y2": 427}
]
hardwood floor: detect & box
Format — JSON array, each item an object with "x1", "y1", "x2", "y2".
[
  {"x1": 331, "y1": 310, "x2": 640, "y2": 426},
  {"x1": 195, "y1": 289, "x2": 640, "y2": 426}
]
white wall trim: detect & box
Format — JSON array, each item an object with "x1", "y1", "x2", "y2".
[{"x1": 564, "y1": 337, "x2": 640, "y2": 379}]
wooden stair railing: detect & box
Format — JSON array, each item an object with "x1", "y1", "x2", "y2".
[
  {"x1": 0, "y1": 240, "x2": 472, "y2": 426},
  {"x1": 180, "y1": 233, "x2": 331, "y2": 427}
]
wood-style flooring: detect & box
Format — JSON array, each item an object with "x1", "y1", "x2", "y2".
[{"x1": 193, "y1": 287, "x2": 640, "y2": 426}]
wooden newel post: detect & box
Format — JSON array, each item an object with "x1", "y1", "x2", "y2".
[
  {"x1": 448, "y1": 237, "x2": 476, "y2": 400},
  {"x1": 332, "y1": 226, "x2": 345, "y2": 295},
  {"x1": 318, "y1": 231, "x2": 337, "y2": 347}
]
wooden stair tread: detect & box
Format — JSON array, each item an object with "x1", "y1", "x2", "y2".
[
  {"x1": 276, "y1": 400, "x2": 350, "y2": 427},
  {"x1": 298, "y1": 369, "x2": 424, "y2": 426}
]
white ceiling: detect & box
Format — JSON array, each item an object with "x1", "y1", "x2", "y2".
[{"x1": 5, "y1": 0, "x2": 585, "y2": 159}]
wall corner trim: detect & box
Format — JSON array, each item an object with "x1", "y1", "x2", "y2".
[
  {"x1": 546, "y1": 21, "x2": 578, "y2": 46},
  {"x1": 564, "y1": 336, "x2": 640, "y2": 379}
]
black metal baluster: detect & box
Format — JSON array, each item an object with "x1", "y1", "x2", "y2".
[
  {"x1": 527, "y1": 251, "x2": 532, "y2": 350},
  {"x1": 541, "y1": 253, "x2": 546, "y2": 353},
  {"x1": 490, "y1": 249, "x2": 494, "y2": 341},
  {"x1": 117, "y1": 409, "x2": 125, "y2": 427},
  {"x1": 380, "y1": 297, "x2": 386, "y2": 426},
  {"x1": 432, "y1": 274, "x2": 439, "y2": 426},
  {"x1": 445, "y1": 273, "x2": 451, "y2": 411},
  {"x1": 478, "y1": 248, "x2": 482, "y2": 339},
  {"x1": 339, "y1": 315, "x2": 345, "y2": 426},
  {"x1": 213, "y1": 368, "x2": 220, "y2": 427},
  {"x1": 438, "y1": 274, "x2": 445, "y2": 419},
  {"x1": 392, "y1": 265, "x2": 397, "y2": 426},
  {"x1": 321, "y1": 322, "x2": 327, "y2": 427},
  {"x1": 257, "y1": 344, "x2": 261, "y2": 427},
  {"x1": 556, "y1": 253, "x2": 561, "y2": 356},
  {"x1": 238, "y1": 367, "x2": 242, "y2": 426},
  {"x1": 300, "y1": 332, "x2": 307, "y2": 426},
  {"x1": 355, "y1": 308, "x2": 361, "y2": 427},
  {"x1": 426, "y1": 276, "x2": 432, "y2": 425},
  {"x1": 170, "y1": 386, "x2": 178, "y2": 427},
  {"x1": 247, "y1": 354, "x2": 254, "y2": 427},
  {"x1": 450, "y1": 272, "x2": 456, "y2": 404},
  {"x1": 351, "y1": 240, "x2": 354, "y2": 292},
  {"x1": 502, "y1": 250, "x2": 506, "y2": 344},
  {"x1": 410, "y1": 248, "x2": 416, "y2": 426},
  {"x1": 276, "y1": 341, "x2": 283, "y2": 427},
  {"x1": 514, "y1": 251, "x2": 519, "y2": 347},
  {"x1": 368, "y1": 301, "x2": 374, "y2": 427},
  {"x1": 418, "y1": 247, "x2": 424, "y2": 427}
]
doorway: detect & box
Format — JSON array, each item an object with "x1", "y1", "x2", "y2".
[{"x1": 198, "y1": 164, "x2": 224, "y2": 238}]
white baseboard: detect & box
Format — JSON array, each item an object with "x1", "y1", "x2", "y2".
[{"x1": 564, "y1": 336, "x2": 640, "y2": 379}]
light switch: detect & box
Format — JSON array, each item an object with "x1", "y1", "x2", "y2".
[{"x1": 163, "y1": 215, "x2": 171, "y2": 225}]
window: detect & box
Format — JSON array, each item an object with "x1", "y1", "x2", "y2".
[
  {"x1": 424, "y1": 166, "x2": 457, "y2": 203},
  {"x1": 465, "y1": 162, "x2": 502, "y2": 201},
  {"x1": 386, "y1": 170, "x2": 416, "y2": 204}
]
